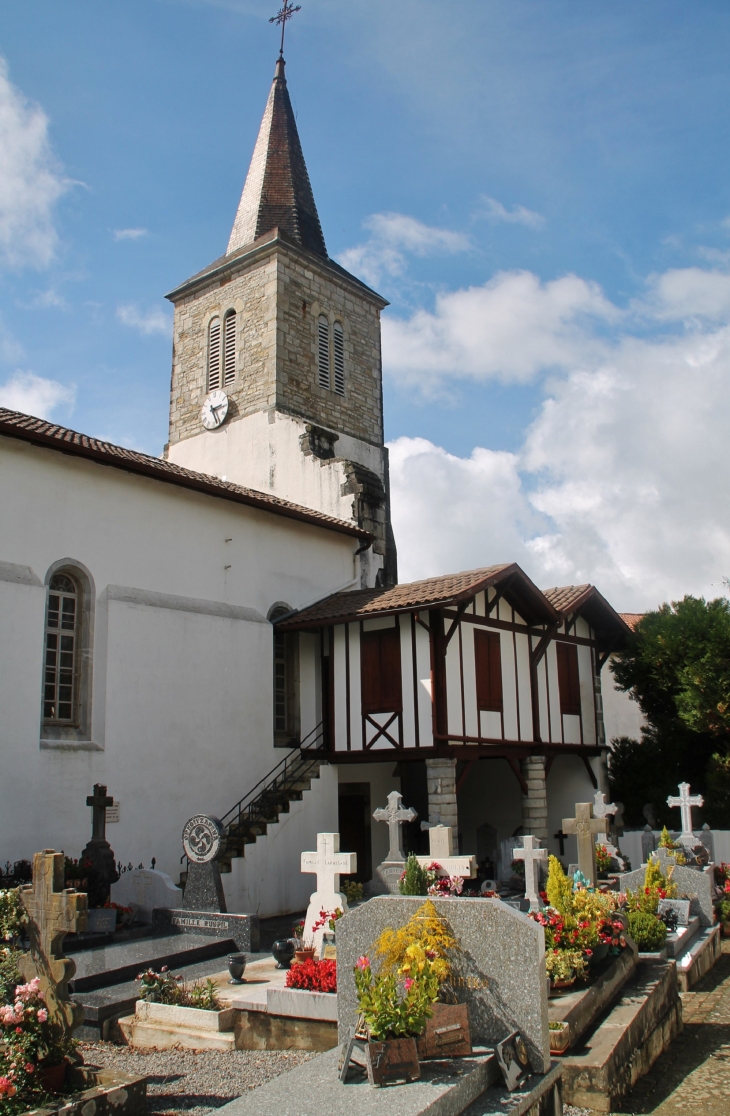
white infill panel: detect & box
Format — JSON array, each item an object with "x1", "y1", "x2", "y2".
[
  {"x1": 414, "y1": 619, "x2": 433, "y2": 746},
  {"x1": 535, "y1": 645, "x2": 551, "y2": 743},
  {"x1": 460, "y1": 620, "x2": 478, "y2": 739},
  {"x1": 578, "y1": 643, "x2": 596, "y2": 744},
  {"x1": 348, "y1": 621, "x2": 361, "y2": 749},
  {"x1": 333, "y1": 624, "x2": 349, "y2": 752},
  {"x1": 445, "y1": 627, "x2": 463, "y2": 739},
  {"x1": 545, "y1": 642, "x2": 562, "y2": 743},
  {"x1": 514, "y1": 630, "x2": 533, "y2": 741},
  {"x1": 500, "y1": 628, "x2": 519, "y2": 741},
  {"x1": 399, "y1": 617, "x2": 417, "y2": 749},
  {"x1": 480, "y1": 710, "x2": 502, "y2": 738},
  {"x1": 563, "y1": 714, "x2": 582, "y2": 745}
]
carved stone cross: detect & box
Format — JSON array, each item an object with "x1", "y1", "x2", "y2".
[
  {"x1": 87, "y1": 783, "x2": 114, "y2": 842},
  {"x1": 593, "y1": 791, "x2": 618, "y2": 844},
  {"x1": 667, "y1": 782, "x2": 704, "y2": 846},
  {"x1": 18, "y1": 850, "x2": 87, "y2": 1040},
  {"x1": 513, "y1": 835, "x2": 547, "y2": 911},
  {"x1": 562, "y1": 803, "x2": 604, "y2": 887},
  {"x1": 415, "y1": 826, "x2": 477, "y2": 880},
  {"x1": 301, "y1": 833, "x2": 357, "y2": 949},
  {"x1": 373, "y1": 790, "x2": 417, "y2": 862}
]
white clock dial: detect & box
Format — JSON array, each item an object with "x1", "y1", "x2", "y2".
[{"x1": 201, "y1": 389, "x2": 229, "y2": 430}]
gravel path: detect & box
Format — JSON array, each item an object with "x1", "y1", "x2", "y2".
[{"x1": 78, "y1": 1043, "x2": 316, "y2": 1116}]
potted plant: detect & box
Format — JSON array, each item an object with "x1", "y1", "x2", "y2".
[
  {"x1": 595, "y1": 844, "x2": 612, "y2": 879},
  {"x1": 354, "y1": 955, "x2": 438, "y2": 1086},
  {"x1": 548, "y1": 1020, "x2": 570, "y2": 1054},
  {"x1": 545, "y1": 948, "x2": 587, "y2": 991}
]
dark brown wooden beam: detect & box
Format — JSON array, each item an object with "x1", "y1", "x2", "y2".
[
  {"x1": 455, "y1": 760, "x2": 476, "y2": 793},
  {"x1": 582, "y1": 754, "x2": 598, "y2": 789},
  {"x1": 429, "y1": 609, "x2": 448, "y2": 741},
  {"x1": 507, "y1": 756, "x2": 529, "y2": 794},
  {"x1": 445, "y1": 600, "x2": 470, "y2": 647}
]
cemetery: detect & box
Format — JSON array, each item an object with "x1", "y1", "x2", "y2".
[{"x1": 1, "y1": 776, "x2": 729, "y2": 1116}]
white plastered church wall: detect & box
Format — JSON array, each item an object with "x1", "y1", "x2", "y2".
[
  {"x1": 602, "y1": 654, "x2": 645, "y2": 743},
  {"x1": 0, "y1": 435, "x2": 357, "y2": 888}
]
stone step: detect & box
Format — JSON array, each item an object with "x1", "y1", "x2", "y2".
[
  {"x1": 676, "y1": 924, "x2": 722, "y2": 991},
  {"x1": 69, "y1": 931, "x2": 237, "y2": 993},
  {"x1": 559, "y1": 958, "x2": 682, "y2": 1114}
]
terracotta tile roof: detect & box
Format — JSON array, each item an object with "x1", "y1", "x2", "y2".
[
  {"x1": 277, "y1": 563, "x2": 558, "y2": 629},
  {"x1": 619, "y1": 613, "x2": 645, "y2": 631},
  {"x1": 542, "y1": 584, "x2": 593, "y2": 613},
  {"x1": 0, "y1": 408, "x2": 369, "y2": 540}
]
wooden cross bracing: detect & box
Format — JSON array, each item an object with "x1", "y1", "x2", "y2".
[
  {"x1": 373, "y1": 790, "x2": 417, "y2": 862},
  {"x1": 562, "y1": 803, "x2": 604, "y2": 886},
  {"x1": 19, "y1": 850, "x2": 87, "y2": 1038}
]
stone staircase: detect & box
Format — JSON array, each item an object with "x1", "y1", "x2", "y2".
[{"x1": 217, "y1": 724, "x2": 325, "y2": 872}]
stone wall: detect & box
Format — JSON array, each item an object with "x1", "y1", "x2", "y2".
[{"x1": 520, "y1": 755, "x2": 548, "y2": 843}]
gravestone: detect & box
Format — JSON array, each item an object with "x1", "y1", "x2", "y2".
[
  {"x1": 658, "y1": 899, "x2": 691, "y2": 927},
  {"x1": 18, "y1": 850, "x2": 88, "y2": 1039},
  {"x1": 110, "y1": 867, "x2": 182, "y2": 923},
  {"x1": 512, "y1": 836, "x2": 547, "y2": 911},
  {"x1": 80, "y1": 783, "x2": 119, "y2": 908},
  {"x1": 415, "y1": 825, "x2": 477, "y2": 880},
  {"x1": 619, "y1": 854, "x2": 716, "y2": 927},
  {"x1": 562, "y1": 803, "x2": 604, "y2": 886},
  {"x1": 182, "y1": 814, "x2": 227, "y2": 911},
  {"x1": 371, "y1": 791, "x2": 417, "y2": 894},
  {"x1": 700, "y1": 823, "x2": 715, "y2": 862},
  {"x1": 641, "y1": 825, "x2": 656, "y2": 864},
  {"x1": 498, "y1": 836, "x2": 523, "y2": 882},
  {"x1": 301, "y1": 832, "x2": 356, "y2": 949},
  {"x1": 666, "y1": 782, "x2": 704, "y2": 847},
  {"x1": 336, "y1": 896, "x2": 550, "y2": 1074},
  {"x1": 593, "y1": 792, "x2": 618, "y2": 845}
]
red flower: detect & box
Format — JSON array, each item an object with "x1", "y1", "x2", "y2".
[{"x1": 285, "y1": 958, "x2": 336, "y2": 993}]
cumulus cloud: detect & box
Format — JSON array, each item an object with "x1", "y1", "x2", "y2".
[
  {"x1": 338, "y1": 212, "x2": 470, "y2": 287},
  {"x1": 113, "y1": 227, "x2": 148, "y2": 241},
  {"x1": 388, "y1": 265, "x2": 730, "y2": 611},
  {"x1": 476, "y1": 195, "x2": 544, "y2": 229},
  {"x1": 116, "y1": 303, "x2": 171, "y2": 336},
  {"x1": 0, "y1": 371, "x2": 75, "y2": 419},
  {"x1": 0, "y1": 57, "x2": 68, "y2": 269},
  {"x1": 383, "y1": 270, "x2": 617, "y2": 390}
]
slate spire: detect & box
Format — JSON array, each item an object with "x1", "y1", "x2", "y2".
[{"x1": 227, "y1": 57, "x2": 327, "y2": 258}]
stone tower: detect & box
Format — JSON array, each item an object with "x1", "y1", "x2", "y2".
[{"x1": 165, "y1": 56, "x2": 396, "y2": 587}]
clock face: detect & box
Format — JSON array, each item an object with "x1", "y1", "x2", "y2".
[{"x1": 201, "y1": 389, "x2": 229, "y2": 430}]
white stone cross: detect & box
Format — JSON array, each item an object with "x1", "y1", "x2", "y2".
[
  {"x1": 513, "y1": 836, "x2": 547, "y2": 911},
  {"x1": 415, "y1": 826, "x2": 477, "y2": 880},
  {"x1": 562, "y1": 803, "x2": 604, "y2": 887},
  {"x1": 593, "y1": 792, "x2": 618, "y2": 844},
  {"x1": 301, "y1": 833, "x2": 357, "y2": 949},
  {"x1": 667, "y1": 782, "x2": 704, "y2": 846},
  {"x1": 373, "y1": 790, "x2": 417, "y2": 862}
]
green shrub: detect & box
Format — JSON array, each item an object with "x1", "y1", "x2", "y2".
[
  {"x1": 399, "y1": 855, "x2": 428, "y2": 896},
  {"x1": 627, "y1": 911, "x2": 667, "y2": 951}
]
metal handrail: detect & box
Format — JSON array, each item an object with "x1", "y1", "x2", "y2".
[{"x1": 219, "y1": 722, "x2": 325, "y2": 834}]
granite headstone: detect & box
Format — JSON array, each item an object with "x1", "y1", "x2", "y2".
[
  {"x1": 619, "y1": 854, "x2": 715, "y2": 927},
  {"x1": 182, "y1": 814, "x2": 227, "y2": 911},
  {"x1": 336, "y1": 896, "x2": 550, "y2": 1074}
]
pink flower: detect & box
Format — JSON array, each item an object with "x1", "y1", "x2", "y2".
[
  {"x1": 403, "y1": 977, "x2": 414, "y2": 991},
  {"x1": 37, "y1": 1009, "x2": 48, "y2": 1023},
  {"x1": 24, "y1": 1064, "x2": 34, "y2": 1074},
  {"x1": 356, "y1": 956, "x2": 370, "y2": 970}
]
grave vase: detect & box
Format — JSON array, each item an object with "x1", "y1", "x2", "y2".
[
  {"x1": 365, "y1": 1036, "x2": 420, "y2": 1087},
  {"x1": 294, "y1": 948, "x2": 316, "y2": 964}
]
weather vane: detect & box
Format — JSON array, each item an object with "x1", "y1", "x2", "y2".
[{"x1": 269, "y1": 0, "x2": 301, "y2": 57}]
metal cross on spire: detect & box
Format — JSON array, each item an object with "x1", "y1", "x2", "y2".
[{"x1": 270, "y1": 0, "x2": 301, "y2": 57}]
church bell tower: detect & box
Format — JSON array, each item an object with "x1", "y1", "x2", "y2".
[{"x1": 165, "y1": 54, "x2": 396, "y2": 587}]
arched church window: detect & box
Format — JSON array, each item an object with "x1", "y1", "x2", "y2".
[
  {"x1": 333, "y1": 321, "x2": 345, "y2": 395},
  {"x1": 207, "y1": 317, "x2": 221, "y2": 391},
  {"x1": 223, "y1": 310, "x2": 236, "y2": 386},
  {"x1": 317, "y1": 315, "x2": 330, "y2": 389},
  {"x1": 269, "y1": 605, "x2": 300, "y2": 747},
  {"x1": 43, "y1": 573, "x2": 80, "y2": 723}
]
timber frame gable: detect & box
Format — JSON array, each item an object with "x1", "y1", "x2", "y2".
[{"x1": 278, "y1": 565, "x2": 631, "y2": 768}]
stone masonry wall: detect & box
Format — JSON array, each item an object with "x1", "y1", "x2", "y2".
[
  {"x1": 520, "y1": 756, "x2": 549, "y2": 842},
  {"x1": 167, "y1": 241, "x2": 384, "y2": 452},
  {"x1": 426, "y1": 757, "x2": 459, "y2": 851}
]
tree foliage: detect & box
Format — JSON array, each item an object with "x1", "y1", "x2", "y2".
[{"x1": 609, "y1": 595, "x2": 730, "y2": 828}]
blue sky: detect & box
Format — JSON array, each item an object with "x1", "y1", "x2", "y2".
[{"x1": 2, "y1": 1, "x2": 730, "y2": 607}]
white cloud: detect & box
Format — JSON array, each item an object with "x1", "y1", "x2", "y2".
[
  {"x1": 0, "y1": 371, "x2": 75, "y2": 419},
  {"x1": 0, "y1": 57, "x2": 68, "y2": 269},
  {"x1": 113, "y1": 228, "x2": 148, "y2": 241},
  {"x1": 477, "y1": 195, "x2": 545, "y2": 229},
  {"x1": 338, "y1": 212, "x2": 470, "y2": 287},
  {"x1": 116, "y1": 303, "x2": 172, "y2": 337},
  {"x1": 388, "y1": 265, "x2": 730, "y2": 611},
  {"x1": 383, "y1": 270, "x2": 617, "y2": 390}
]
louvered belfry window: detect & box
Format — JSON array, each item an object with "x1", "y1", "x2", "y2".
[
  {"x1": 333, "y1": 321, "x2": 345, "y2": 395},
  {"x1": 207, "y1": 317, "x2": 221, "y2": 391},
  {"x1": 317, "y1": 315, "x2": 330, "y2": 389},
  {"x1": 223, "y1": 310, "x2": 236, "y2": 386},
  {"x1": 43, "y1": 573, "x2": 79, "y2": 723}
]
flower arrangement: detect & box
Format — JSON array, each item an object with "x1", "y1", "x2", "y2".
[
  {"x1": 0, "y1": 892, "x2": 28, "y2": 945},
  {"x1": 291, "y1": 919, "x2": 306, "y2": 940},
  {"x1": 545, "y1": 949, "x2": 587, "y2": 985},
  {"x1": 0, "y1": 976, "x2": 74, "y2": 1112},
  {"x1": 595, "y1": 845, "x2": 612, "y2": 875},
  {"x1": 425, "y1": 863, "x2": 463, "y2": 897},
  {"x1": 311, "y1": 908, "x2": 343, "y2": 934},
  {"x1": 136, "y1": 968, "x2": 221, "y2": 1010},
  {"x1": 353, "y1": 955, "x2": 437, "y2": 1041},
  {"x1": 285, "y1": 958, "x2": 336, "y2": 993},
  {"x1": 372, "y1": 899, "x2": 458, "y2": 985},
  {"x1": 623, "y1": 857, "x2": 677, "y2": 916}
]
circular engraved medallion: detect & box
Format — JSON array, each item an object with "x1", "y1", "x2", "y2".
[{"x1": 182, "y1": 815, "x2": 225, "y2": 863}]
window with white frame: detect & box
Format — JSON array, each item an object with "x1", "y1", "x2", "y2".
[
  {"x1": 317, "y1": 314, "x2": 330, "y2": 389},
  {"x1": 207, "y1": 317, "x2": 221, "y2": 390},
  {"x1": 223, "y1": 310, "x2": 236, "y2": 386},
  {"x1": 43, "y1": 573, "x2": 80, "y2": 723},
  {"x1": 333, "y1": 321, "x2": 345, "y2": 395}
]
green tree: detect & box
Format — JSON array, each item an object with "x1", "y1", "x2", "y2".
[{"x1": 609, "y1": 595, "x2": 730, "y2": 828}]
